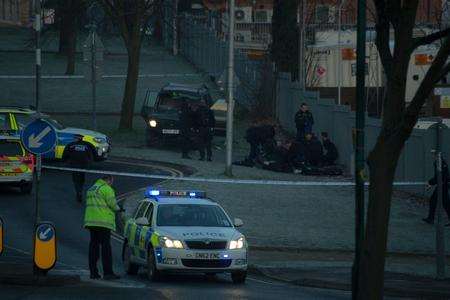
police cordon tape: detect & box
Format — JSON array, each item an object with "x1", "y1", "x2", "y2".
[{"x1": 42, "y1": 165, "x2": 426, "y2": 187}]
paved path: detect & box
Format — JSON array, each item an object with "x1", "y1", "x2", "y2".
[{"x1": 0, "y1": 27, "x2": 221, "y2": 114}]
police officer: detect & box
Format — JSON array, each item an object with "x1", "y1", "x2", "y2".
[
  {"x1": 84, "y1": 175, "x2": 122, "y2": 280},
  {"x1": 179, "y1": 101, "x2": 194, "y2": 159},
  {"x1": 294, "y1": 103, "x2": 314, "y2": 141},
  {"x1": 66, "y1": 135, "x2": 93, "y2": 202},
  {"x1": 195, "y1": 103, "x2": 215, "y2": 161},
  {"x1": 423, "y1": 159, "x2": 450, "y2": 226}
]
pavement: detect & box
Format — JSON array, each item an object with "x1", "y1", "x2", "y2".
[{"x1": 0, "y1": 26, "x2": 223, "y2": 115}]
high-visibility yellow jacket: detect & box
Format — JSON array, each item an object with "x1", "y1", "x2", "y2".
[{"x1": 84, "y1": 179, "x2": 119, "y2": 231}]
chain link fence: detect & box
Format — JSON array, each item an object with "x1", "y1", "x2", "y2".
[{"x1": 161, "y1": 2, "x2": 276, "y2": 117}]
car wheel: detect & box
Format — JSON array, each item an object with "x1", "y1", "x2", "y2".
[
  {"x1": 20, "y1": 182, "x2": 33, "y2": 194},
  {"x1": 123, "y1": 243, "x2": 139, "y2": 275},
  {"x1": 146, "y1": 247, "x2": 161, "y2": 281},
  {"x1": 231, "y1": 271, "x2": 247, "y2": 284}
]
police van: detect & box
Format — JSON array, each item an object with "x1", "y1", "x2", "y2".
[{"x1": 123, "y1": 188, "x2": 248, "y2": 283}]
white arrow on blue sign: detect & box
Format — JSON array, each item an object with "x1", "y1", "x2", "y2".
[
  {"x1": 21, "y1": 119, "x2": 57, "y2": 155},
  {"x1": 36, "y1": 223, "x2": 54, "y2": 242}
]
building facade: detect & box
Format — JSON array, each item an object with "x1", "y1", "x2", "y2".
[{"x1": 0, "y1": 0, "x2": 31, "y2": 26}]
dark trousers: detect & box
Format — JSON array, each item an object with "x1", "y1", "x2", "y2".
[
  {"x1": 72, "y1": 172, "x2": 85, "y2": 200},
  {"x1": 181, "y1": 131, "x2": 191, "y2": 157},
  {"x1": 427, "y1": 190, "x2": 450, "y2": 221},
  {"x1": 88, "y1": 227, "x2": 113, "y2": 276},
  {"x1": 198, "y1": 129, "x2": 213, "y2": 160},
  {"x1": 248, "y1": 142, "x2": 261, "y2": 161},
  {"x1": 296, "y1": 129, "x2": 305, "y2": 142}
]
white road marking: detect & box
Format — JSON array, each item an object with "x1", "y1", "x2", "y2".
[
  {"x1": 247, "y1": 276, "x2": 282, "y2": 286},
  {"x1": 106, "y1": 159, "x2": 182, "y2": 177},
  {"x1": 4, "y1": 245, "x2": 85, "y2": 270}
]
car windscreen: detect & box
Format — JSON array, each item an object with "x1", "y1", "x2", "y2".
[
  {"x1": 157, "y1": 204, "x2": 232, "y2": 227},
  {"x1": 15, "y1": 114, "x2": 64, "y2": 130},
  {"x1": 157, "y1": 91, "x2": 203, "y2": 111},
  {"x1": 0, "y1": 141, "x2": 23, "y2": 156}
]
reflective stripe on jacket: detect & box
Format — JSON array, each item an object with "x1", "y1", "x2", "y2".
[{"x1": 84, "y1": 179, "x2": 119, "y2": 231}]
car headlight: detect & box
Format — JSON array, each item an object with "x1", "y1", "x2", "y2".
[
  {"x1": 149, "y1": 120, "x2": 157, "y2": 128},
  {"x1": 229, "y1": 237, "x2": 245, "y2": 250},
  {"x1": 94, "y1": 137, "x2": 106, "y2": 143},
  {"x1": 159, "y1": 236, "x2": 184, "y2": 249}
]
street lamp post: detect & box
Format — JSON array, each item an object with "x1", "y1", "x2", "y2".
[
  {"x1": 337, "y1": 0, "x2": 346, "y2": 105},
  {"x1": 434, "y1": 119, "x2": 446, "y2": 279},
  {"x1": 225, "y1": 0, "x2": 235, "y2": 176},
  {"x1": 352, "y1": 0, "x2": 366, "y2": 298}
]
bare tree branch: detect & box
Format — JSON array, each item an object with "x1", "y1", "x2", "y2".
[
  {"x1": 373, "y1": 0, "x2": 393, "y2": 78},
  {"x1": 412, "y1": 27, "x2": 450, "y2": 49}
]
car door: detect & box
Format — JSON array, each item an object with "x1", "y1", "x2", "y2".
[
  {"x1": 129, "y1": 201, "x2": 150, "y2": 257},
  {"x1": 138, "y1": 203, "x2": 154, "y2": 256},
  {"x1": 141, "y1": 90, "x2": 159, "y2": 119}
]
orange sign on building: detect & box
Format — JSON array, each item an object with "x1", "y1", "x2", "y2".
[
  {"x1": 342, "y1": 48, "x2": 357, "y2": 60},
  {"x1": 415, "y1": 54, "x2": 434, "y2": 65}
]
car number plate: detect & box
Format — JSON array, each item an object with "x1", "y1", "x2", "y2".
[
  {"x1": 194, "y1": 253, "x2": 220, "y2": 260},
  {"x1": 162, "y1": 129, "x2": 180, "y2": 135}
]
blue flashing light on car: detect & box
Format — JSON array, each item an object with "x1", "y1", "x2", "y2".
[{"x1": 144, "y1": 187, "x2": 206, "y2": 199}]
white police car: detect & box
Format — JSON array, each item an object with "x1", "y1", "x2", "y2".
[{"x1": 122, "y1": 188, "x2": 248, "y2": 283}]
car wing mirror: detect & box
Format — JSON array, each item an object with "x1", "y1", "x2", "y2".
[
  {"x1": 135, "y1": 217, "x2": 150, "y2": 226},
  {"x1": 234, "y1": 218, "x2": 244, "y2": 227}
]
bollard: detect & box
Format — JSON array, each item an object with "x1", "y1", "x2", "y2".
[{"x1": 34, "y1": 222, "x2": 57, "y2": 272}]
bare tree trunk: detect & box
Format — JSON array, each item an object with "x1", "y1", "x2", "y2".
[
  {"x1": 358, "y1": 137, "x2": 402, "y2": 300},
  {"x1": 59, "y1": 0, "x2": 79, "y2": 75},
  {"x1": 119, "y1": 39, "x2": 142, "y2": 130},
  {"x1": 65, "y1": 21, "x2": 77, "y2": 75}
]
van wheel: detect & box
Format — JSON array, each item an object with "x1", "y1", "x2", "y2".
[
  {"x1": 123, "y1": 243, "x2": 139, "y2": 275},
  {"x1": 20, "y1": 183, "x2": 33, "y2": 194},
  {"x1": 147, "y1": 247, "x2": 162, "y2": 281}
]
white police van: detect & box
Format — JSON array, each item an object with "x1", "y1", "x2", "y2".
[{"x1": 123, "y1": 188, "x2": 248, "y2": 283}]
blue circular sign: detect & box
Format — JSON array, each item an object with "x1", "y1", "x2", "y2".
[
  {"x1": 36, "y1": 224, "x2": 54, "y2": 242},
  {"x1": 21, "y1": 119, "x2": 57, "y2": 155}
]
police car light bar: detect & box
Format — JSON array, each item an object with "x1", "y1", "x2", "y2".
[{"x1": 145, "y1": 187, "x2": 206, "y2": 199}]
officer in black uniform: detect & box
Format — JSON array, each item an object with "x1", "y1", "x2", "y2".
[
  {"x1": 179, "y1": 101, "x2": 194, "y2": 159},
  {"x1": 195, "y1": 103, "x2": 216, "y2": 161},
  {"x1": 65, "y1": 134, "x2": 93, "y2": 202}
]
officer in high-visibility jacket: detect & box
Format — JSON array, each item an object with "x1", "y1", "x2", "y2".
[{"x1": 84, "y1": 175, "x2": 122, "y2": 280}]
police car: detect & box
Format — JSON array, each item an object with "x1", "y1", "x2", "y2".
[
  {"x1": 0, "y1": 107, "x2": 110, "y2": 161},
  {"x1": 0, "y1": 133, "x2": 34, "y2": 194},
  {"x1": 123, "y1": 188, "x2": 248, "y2": 283}
]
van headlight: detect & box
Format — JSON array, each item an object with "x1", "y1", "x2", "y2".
[
  {"x1": 159, "y1": 236, "x2": 184, "y2": 249},
  {"x1": 229, "y1": 237, "x2": 245, "y2": 250},
  {"x1": 149, "y1": 120, "x2": 157, "y2": 128}
]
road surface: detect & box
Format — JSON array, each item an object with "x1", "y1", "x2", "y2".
[{"x1": 0, "y1": 157, "x2": 351, "y2": 299}]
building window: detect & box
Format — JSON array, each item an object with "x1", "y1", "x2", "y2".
[{"x1": 315, "y1": 5, "x2": 336, "y2": 24}]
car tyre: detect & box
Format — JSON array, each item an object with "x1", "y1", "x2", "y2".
[
  {"x1": 123, "y1": 243, "x2": 139, "y2": 275},
  {"x1": 231, "y1": 271, "x2": 247, "y2": 284},
  {"x1": 147, "y1": 247, "x2": 162, "y2": 282},
  {"x1": 20, "y1": 182, "x2": 33, "y2": 194}
]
